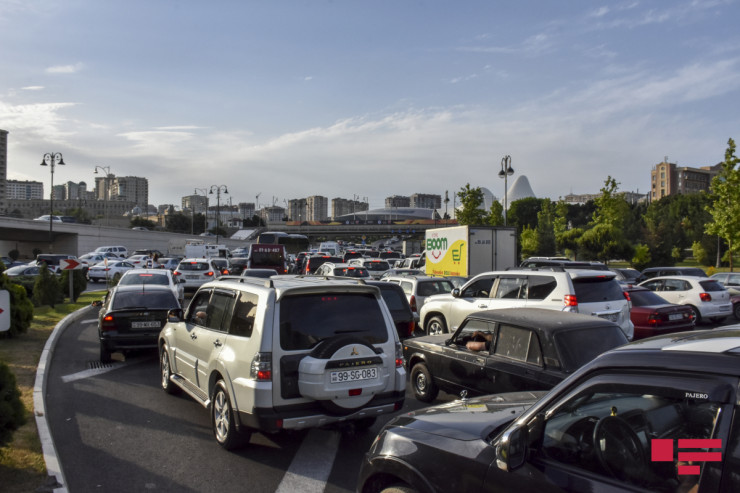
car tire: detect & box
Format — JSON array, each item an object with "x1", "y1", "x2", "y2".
[
  {"x1": 687, "y1": 305, "x2": 702, "y2": 325},
  {"x1": 100, "y1": 344, "x2": 112, "y2": 364},
  {"x1": 212, "y1": 380, "x2": 248, "y2": 450},
  {"x1": 160, "y1": 346, "x2": 180, "y2": 395},
  {"x1": 411, "y1": 362, "x2": 439, "y2": 403},
  {"x1": 734, "y1": 303, "x2": 740, "y2": 321},
  {"x1": 426, "y1": 315, "x2": 447, "y2": 336}
]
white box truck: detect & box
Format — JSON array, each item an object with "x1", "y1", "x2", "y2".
[{"x1": 424, "y1": 225, "x2": 517, "y2": 277}]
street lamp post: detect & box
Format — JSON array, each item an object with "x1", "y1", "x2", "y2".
[
  {"x1": 40, "y1": 152, "x2": 65, "y2": 252},
  {"x1": 94, "y1": 165, "x2": 112, "y2": 226},
  {"x1": 498, "y1": 155, "x2": 514, "y2": 226},
  {"x1": 194, "y1": 188, "x2": 208, "y2": 234},
  {"x1": 209, "y1": 185, "x2": 228, "y2": 243}
]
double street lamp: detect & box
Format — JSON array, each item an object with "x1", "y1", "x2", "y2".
[
  {"x1": 40, "y1": 152, "x2": 65, "y2": 252},
  {"x1": 209, "y1": 185, "x2": 229, "y2": 243},
  {"x1": 94, "y1": 165, "x2": 112, "y2": 226},
  {"x1": 498, "y1": 155, "x2": 514, "y2": 226}
]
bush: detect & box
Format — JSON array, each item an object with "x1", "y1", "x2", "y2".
[
  {"x1": 59, "y1": 270, "x2": 88, "y2": 302},
  {"x1": 0, "y1": 359, "x2": 26, "y2": 447},
  {"x1": 0, "y1": 275, "x2": 34, "y2": 337},
  {"x1": 7, "y1": 249, "x2": 19, "y2": 261},
  {"x1": 32, "y1": 264, "x2": 63, "y2": 308}
]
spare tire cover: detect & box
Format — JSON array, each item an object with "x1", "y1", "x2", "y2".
[{"x1": 298, "y1": 336, "x2": 389, "y2": 412}]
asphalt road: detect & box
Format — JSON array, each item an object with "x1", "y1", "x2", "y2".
[{"x1": 44, "y1": 305, "x2": 454, "y2": 493}]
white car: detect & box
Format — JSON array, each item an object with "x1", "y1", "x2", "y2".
[
  {"x1": 78, "y1": 253, "x2": 108, "y2": 269},
  {"x1": 34, "y1": 215, "x2": 63, "y2": 222},
  {"x1": 419, "y1": 269, "x2": 634, "y2": 340},
  {"x1": 172, "y1": 258, "x2": 222, "y2": 292},
  {"x1": 347, "y1": 258, "x2": 392, "y2": 279},
  {"x1": 87, "y1": 260, "x2": 136, "y2": 283},
  {"x1": 126, "y1": 254, "x2": 153, "y2": 268},
  {"x1": 638, "y1": 275, "x2": 732, "y2": 324},
  {"x1": 117, "y1": 269, "x2": 185, "y2": 306}
]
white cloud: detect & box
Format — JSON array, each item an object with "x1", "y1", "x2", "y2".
[
  {"x1": 21, "y1": 85, "x2": 44, "y2": 91},
  {"x1": 45, "y1": 62, "x2": 84, "y2": 74}
]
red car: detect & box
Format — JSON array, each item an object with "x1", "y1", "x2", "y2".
[
  {"x1": 733, "y1": 294, "x2": 740, "y2": 320},
  {"x1": 626, "y1": 286, "x2": 694, "y2": 339}
]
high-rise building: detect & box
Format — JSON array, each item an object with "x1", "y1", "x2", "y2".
[
  {"x1": 0, "y1": 129, "x2": 7, "y2": 201},
  {"x1": 182, "y1": 194, "x2": 208, "y2": 213},
  {"x1": 306, "y1": 195, "x2": 329, "y2": 221},
  {"x1": 650, "y1": 159, "x2": 720, "y2": 201},
  {"x1": 331, "y1": 197, "x2": 367, "y2": 219},
  {"x1": 287, "y1": 198, "x2": 307, "y2": 221},
  {"x1": 385, "y1": 195, "x2": 410, "y2": 208},
  {"x1": 6, "y1": 180, "x2": 44, "y2": 200},
  {"x1": 410, "y1": 193, "x2": 442, "y2": 209},
  {"x1": 238, "y1": 202, "x2": 256, "y2": 219}
]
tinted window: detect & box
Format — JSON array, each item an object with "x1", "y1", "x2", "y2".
[
  {"x1": 462, "y1": 277, "x2": 494, "y2": 298},
  {"x1": 453, "y1": 319, "x2": 493, "y2": 349},
  {"x1": 417, "y1": 280, "x2": 453, "y2": 297},
  {"x1": 528, "y1": 275, "x2": 557, "y2": 300},
  {"x1": 205, "y1": 291, "x2": 236, "y2": 332},
  {"x1": 112, "y1": 291, "x2": 178, "y2": 310},
  {"x1": 377, "y1": 286, "x2": 408, "y2": 312},
  {"x1": 628, "y1": 290, "x2": 670, "y2": 306},
  {"x1": 572, "y1": 278, "x2": 625, "y2": 302},
  {"x1": 188, "y1": 290, "x2": 212, "y2": 326},
  {"x1": 178, "y1": 261, "x2": 210, "y2": 271},
  {"x1": 494, "y1": 277, "x2": 526, "y2": 299},
  {"x1": 664, "y1": 279, "x2": 688, "y2": 291},
  {"x1": 279, "y1": 293, "x2": 388, "y2": 350},
  {"x1": 119, "y1": 273, "x2": 170, "y2": 287},
  {"x1": 554, "y1": 326, "x2": 627, "y2": 371},
  {"x1": 365, "y1": 260, "x2": 390, "y2": 271},
  {"x1": 229, "y1": 291, "x2": 258, "y2": 337},
  {"x1": 700, "y1": 280, "x2": 726, "y2": 292}
]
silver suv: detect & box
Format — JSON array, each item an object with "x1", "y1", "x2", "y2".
[
  {"x1": 419, "y1": 269, "x2": 634, "y2": 340},
  {"x1": 382, "y1": 275, "x2": 455, "y2": 315},
  {"x1": 158, "y1": 276, "x2": 406, "y2": 450}
]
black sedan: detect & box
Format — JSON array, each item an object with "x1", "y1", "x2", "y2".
[
  {"x1": 365, "y1": 280, "x2": 416, "y2": 340},
  {"x1": 93, "y1": 285, "x2": 180, "y2": 363},
  {"x1": 404, "y1": 308, "x2": 628, "y2": 402}
]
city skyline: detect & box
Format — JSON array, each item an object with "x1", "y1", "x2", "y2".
[{"x1": 1, "y1": 1, "x2": 738, "y2": 209}]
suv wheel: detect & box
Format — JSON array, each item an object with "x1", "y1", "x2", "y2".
[
  {"x1": 426, "y1": 316, "x2": 447, "y2": 336},
  {"x1": 160, "y1": 346, "x2": 179, "y2": 395},
  {"x1": 411, "y1": 363, "x2": 438, "y2": 402},
  {"x1": 212, "y1": 380, "x2": 248, "y2": 450}
]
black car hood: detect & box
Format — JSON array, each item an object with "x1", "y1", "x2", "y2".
[{"x1": 392, "y1": 391, "x2": 545, "y2": 441}]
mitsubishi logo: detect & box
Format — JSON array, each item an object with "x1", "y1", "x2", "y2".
[
  {"x1": 351, "y1": 347, "x2": 359, "y2": 356},
  {"x1": 605, "y1": 304, "x2": 611, "y2": 310}
]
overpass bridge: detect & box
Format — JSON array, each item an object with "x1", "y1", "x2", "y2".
[{"x1": 0, "y1": 217, "x2": 442, "y2": 260}]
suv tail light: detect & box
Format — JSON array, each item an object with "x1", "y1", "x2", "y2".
[
  {"x1": 623, "y1": 291, "x2": 631, "y2": 302},
  {"x1": 395, "y1": 342, "x2": 404, "y2": 368},
  {"x1": 250, "y1": 352, "x2": 272, "y2": 381},
  {"x1": 173, "y1": 271, "x2": 182, "y2": 276},
  {"x1": 205, "y1": 271, "x2": 214, "y2": 277},
  {"x1": 647, "y1": 312, "x2": 660, "y2": 326},
  {"x1": 564, "y1": 294, "x2": 578, "y2": 307},
  {"x1": 700, "y1": 292, "x2": 712, "y2": 302},
  {"x1": 409, "y1": 295, "x2": 417, "y2": 312}
]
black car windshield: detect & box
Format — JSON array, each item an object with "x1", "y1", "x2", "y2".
[
  {"x1": 112, "y1": 291, "x2": 178, "y2": 310},
  {"x1": 119, "y1": 273, "x2": 170, "y2": 287},
  {"x1": 279, "y1": 292, "x2": 388, "y2": 350},
  {"x1": 554, "y1": 327, "x2": 627, "y2": 371},
  {"x1": 178, "y1": 262, "x2": 210, "y2": 271},
  {"x1": 629, "y1": 289, "x2": 670, "y2": 306}
]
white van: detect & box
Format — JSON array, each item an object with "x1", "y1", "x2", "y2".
[
  {"x1": 94, "y1": 245, "x2": 128, "y2": 258},
  {"x1": 318, "y1": 241, "x2": 341, "y2": 256}
]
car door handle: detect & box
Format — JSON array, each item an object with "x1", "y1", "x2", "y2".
[
  {"x1": 477, "y1": 304, "x2": 487, "y2": 308},
  {"x1": 476, "y1": 358, "x2": 485, "y2": 365},
  {"x1": 213, "y1": 339, "x2": 222, "y2": 348},
  {"x1": 190, "y1": 333, "x2": 197, "y2": 340}
]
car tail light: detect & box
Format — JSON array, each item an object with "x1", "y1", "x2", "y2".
[
  {"x1": 406, "y1": 320, "x2": 415, "y2": 337},
  {"x1": 564, "y1": 294, "x2": 578, "y2": 307},
  {"x1": 647, "y1": 312, "x2": 660, "y2": 326},
  {"x1": 173, "y1": 271, "x2": 181, "y2": 276},
  {"x1": 623, "y1": 291, "x2": 631, "y2": 302},
  {"x1": 250, "y1": 352, "x2": 272, "y2": 381},
  {"x1": 409, "y1": 295, "x2": 417, "y2": 312},
  {"x1": 205, "y1": 271, "x2": 214, "y2": 277},
  {"x1": 700, "y1": 292, "x2": 712, "y2": 302},
  {"x1": 221, "y1": 269, "x2": 229, "y2": 275},
  {"x1": 101, "y1": 314, "x2": 116, "y2": 331},
  {"x1": 395, "y1": 342, "x2": 404, "y2": 368}
]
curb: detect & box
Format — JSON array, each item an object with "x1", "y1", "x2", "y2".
[{"x1": 33, "y1": 305, "x2": 96, "y2": 493}]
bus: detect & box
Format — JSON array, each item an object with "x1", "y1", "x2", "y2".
[{"x1": 257, "y1": 232, "x2": 310, "y2": 255}]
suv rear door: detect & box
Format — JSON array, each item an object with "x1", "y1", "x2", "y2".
[{"x1": 570, "y1": 273, "x2": 631, "y2": 335}]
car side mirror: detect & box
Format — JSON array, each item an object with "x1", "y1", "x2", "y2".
[
  {"x1": 91, "y1": 300, "x2": 103, "y2": 307},
  {"x1": 451, "y1": 288, "x2": 460, "y2": 298},
  {"x1": 496, "y1": 425, "x2": 528, "y2": 472},
  {"x1": 167, "y1": 308, "x2": 183, "y2": 323}
]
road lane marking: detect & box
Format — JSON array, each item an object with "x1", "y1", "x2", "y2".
[
  {"x1": 80, "y1": 318, "x2": 98, "y2": 324},
  {"x1": 61, "y1": 362, "x2": 127, "y2": 383},
  {"x1": 275, "y1": 428, "x2": 340, "y2": 493}
]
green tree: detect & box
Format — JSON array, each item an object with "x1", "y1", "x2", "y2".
[
  {"x1": 631, "y1": 243, "x2": 652, "y2": 271},
  {"x1": 706, "y1": 138, "x2": 740, "y2": 270},
  {"x1": 32, "y1": 263, "x2": 63, "y2": 308},
  {"x1": 692, "y1": 241, "x2": 709, "y2": 266},
  {"x1": 535, "y1": 199, "x2": 556, "y2": 256},
  {"x1": 486, "y1": 201, "x2": 504, "y2": 226},
  {"x1": 507, "y1": 197, "x2": 543, "y2": 231},
  {"x1": 165, "y1": 213, "x2": 193, "y2": 234},
  {"x1": 59, "y1": 270, "x2": 88, "y2": 302},
  {"x1": 520, "y1": 226, "x2": 538, "y2": 258},
  {"x1": 579, "y1": 177, "x2": 632, "y2": 262},
  {"x1": 456, "y1": 184, "x2": 487, "y2": 226},
  {"x1": 130, "y1": 216, "x2": 156, "y2": 229},
  {"x1": 0, "y1": 359, "x2": 26, "y2": 446}
]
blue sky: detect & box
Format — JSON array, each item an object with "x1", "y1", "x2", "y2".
[{"x1": 2, "y1": 0, "x2": 739, "y2": 210}]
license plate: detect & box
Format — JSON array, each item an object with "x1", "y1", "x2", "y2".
[
  {"x1": 669, "y1": 313, "x2": 684, "y2": 321},
  {"x1": 186, "y1": 275, "x2": 199, "y2": 280},
  {"x1": 330, "y1": 367, "x2": 378, "y2": 384},
  {"x1": 131, "y1": 321, "x2": 161, "y2": 329},
  {"x1": 720, "y1": 305, "x2": 730, "y2": 312},
  {"x1": 598, "y1": 313, "x2": 618, "y2": 322}
]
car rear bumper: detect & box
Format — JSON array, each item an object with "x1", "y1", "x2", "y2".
[{"x1": 698, "y1": 303, "x2": 732, "y2": 318}]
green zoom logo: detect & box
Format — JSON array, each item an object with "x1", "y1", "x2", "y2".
[{"x1": 426, "y1": 237, "x2": 448, "y2": 251}]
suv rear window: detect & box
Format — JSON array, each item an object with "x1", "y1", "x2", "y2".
[
  {"x1": 417, "y1": 280, "x2": 453, "y2": 297},
  {"x1": 279, "y1": 292, "x2": 388, "y2": 350},
  {"x1": 572, "y1": 277, "x2": 625, "y2": 302}
]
